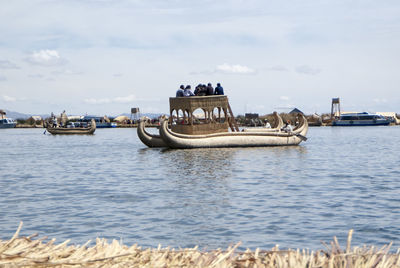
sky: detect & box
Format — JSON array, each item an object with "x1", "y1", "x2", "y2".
[{"x1": 0, "y1": 0, "x2": 399, "y2": 116}]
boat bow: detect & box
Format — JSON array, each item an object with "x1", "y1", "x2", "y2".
[{"x1": 137, "y1": 118, "x2": 167, "y2": 148}]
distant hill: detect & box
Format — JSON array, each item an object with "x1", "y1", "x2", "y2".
[{"x1": 3, "y1": 110, "x2": 50, "y2": 119}]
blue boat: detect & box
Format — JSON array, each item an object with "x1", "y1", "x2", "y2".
[
  {"x1": 332, "y1": 112, "x2": 391, "y2": 126},
  {"x1": 0, "y1": 118, "x2": 17, "y2": 128},
  {"x1": 79, "y1": 116, "x2": 117, "y2": 128}
]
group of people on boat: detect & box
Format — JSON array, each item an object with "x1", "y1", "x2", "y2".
[
  {"x1": 261, "y1": 119, "x2": 293, "y2": 132},
  {"x1": 176, "y1": 83, "x2": 224, "y2": 97}
]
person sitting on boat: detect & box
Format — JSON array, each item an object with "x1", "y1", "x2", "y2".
[
  {"x1": 194, "y1": 84, "x2": 201, "y2": 95},
  {"x1": 194, "y1": 84, "x2": 207, "y2": 96},
  {"x1": 281, "y1": 120, "x2": 293, "y2": 132},
  {"x1": 214, "y1": 83, "x2": 224, "y2": 95},
  {"x1": 183, "y1": 85, "x2": 194, "y2": 97},
  {"x1": 206, "y1": 83, "x2": 214, "y2": 95},
  {"x1": 176, "y1": 85, "x2": 184, "y2": 97},
  {"x1": 264, "y1": 119, "x2": 271, "y2": 128}
]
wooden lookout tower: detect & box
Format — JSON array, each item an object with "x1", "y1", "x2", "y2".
[
  {"x1": 130, "y1": 107, "x2": 140, "y2": 122},
  {"x1": 169, "y1": 95, "x2": 239, "y2": 135},
  {"x1": 331, "y1": 98, "x2": 341, "y2": 119}
]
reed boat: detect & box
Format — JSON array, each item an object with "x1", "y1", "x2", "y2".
[
  {"x1": 137, "y1": 119, "x2": 167, "y2": 148},
  {"x1": 138, "y1": 95, "x2": 308, "y2": 149},
  {"x1": 159, "y1": 114, "x2": 308, "y2": 149},
  {"x1": 46, "y1": 119, "x2": 96, "y2": 135}
]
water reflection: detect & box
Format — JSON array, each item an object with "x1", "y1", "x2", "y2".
[{"x1": 156, "y1": 148, "x2": 236, "y2": 247}]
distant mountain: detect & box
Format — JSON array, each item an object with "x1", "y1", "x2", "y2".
[
  {"x1": 118, "y1": 113, "x2": 163, "y2": 119},
  {"x1": 3, "y1": 110, "x2": 50, "y2": 119}
]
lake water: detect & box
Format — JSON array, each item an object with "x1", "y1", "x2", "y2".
[{"x1": 1, "y1": 126, "x2": 399, "y2": 251}]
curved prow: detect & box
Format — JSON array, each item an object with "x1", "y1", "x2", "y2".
[
  {"x1": 292, "y1": 114, "x2": 308, "y2": 141},
  {"x1": 273, "y1": 111, "x2": 284, "y2": 129},
  {"x1": 91, "y1": 119, "x2": 96, "y2": 130},
  {"x1": 137, "y1": 117, "x2": 167, "y2": 148}
]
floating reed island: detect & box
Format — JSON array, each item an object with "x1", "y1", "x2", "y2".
[{"x1": 1, "y1": 223, "x2": 399, "y2": 267}]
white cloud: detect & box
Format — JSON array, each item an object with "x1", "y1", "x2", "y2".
[
  {"x1": 84, "y1": 94, "x2": 136, "y2": 104},
  {"x1": 373, "y1": 98, "x2": 388, "y2": 104},
  {"x1": 0, "y1": 60, "x2": 19, "y2": 69},
  {"x1": 280, "y1": 96, "x2": 290, "y2": 101},
  {"x1": 295, "y1": 65, "x2": 321, "y2": 75},
  {"x1": 84, "y1": 98, "x2": 111, "y2": 104},
  {"x1": 114, "y1": 94, "x2": 136, "y2": 103},
  {"x1": 267, "y1": 65, "x2": 289, "y2": 72},
  {"x1": 26, "y1": 50, "x2": 67, "y2": 66},
  {"x1": 52, "y1": 69, "x2": 83, "y2": 76},
  {"x1": 2, "y1": 95, "x2": 16, "y2": 102},
  {"x1": 28, "y1": 74, "x2": 45, "y2": 78},
  {"x1": 216, "y1": 63, "x2": 256, "y2": 74}
]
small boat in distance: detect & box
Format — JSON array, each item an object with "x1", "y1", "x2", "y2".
[
  {"x1": 0, "y1": 118, "x2": 17, "y2": 128},
  {"x1": 332, "y1": 112, "x2": 391, "y2": 126},
  {"x1": 46, "y1": 119, "x2": 96, "y2": 135},
  {"x1": 0, "y1": 109, "x2": 16, "y2": 128}
]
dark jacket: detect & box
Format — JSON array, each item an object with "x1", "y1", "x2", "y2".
[
  {"x1": 206, "y1": 85, "x2": 214, "y2": 95},
  {"x1": 176, "y1": 89, "x2": 184, "y2": 97},
  {"x1": 214, "y1": 85, "x2": 224, "y2": 95}
]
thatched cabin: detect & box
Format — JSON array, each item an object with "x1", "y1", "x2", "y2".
[{"x1": 169, "y1": 95, "x2": 238, "y2": 135}]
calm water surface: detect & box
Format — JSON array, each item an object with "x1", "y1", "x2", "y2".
[{"x1": 1, "y1": 126, "x2": 399, "y2": 250}]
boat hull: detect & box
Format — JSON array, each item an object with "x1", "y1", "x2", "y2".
[
  {"x1": 46, "y1": 119, "x2": 96, "y2": 135},
  {"x1": 159, "y1": 115, "x2": 308, "y2": 149},
  {"x1": 332, "y1": 120, "x2": 390, "y2": 126},
  {"x1": 46, "y1": 128, "x2": 96, "y2": 135},
  {"x1": 0, "y1": 123, "x2": 16, "y2": 129}
]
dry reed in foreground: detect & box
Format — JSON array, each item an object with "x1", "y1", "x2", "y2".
[{"x1": 1, "y1": 222, "x2": 399, "y2": 267}]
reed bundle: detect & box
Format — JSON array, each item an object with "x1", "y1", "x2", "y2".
[{"x1": 1, "y1": 223, "x2": 399, "y2": 267}]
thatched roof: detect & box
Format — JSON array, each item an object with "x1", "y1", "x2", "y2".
[{"x1": 114, "y1": 115, "x2": 130, "y2": 122}]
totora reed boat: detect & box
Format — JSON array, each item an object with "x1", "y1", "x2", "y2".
[
  {"x1": 46, "y1": 119, "x2": 96, "y2": 135},
  {"x1": 138, "y1": 95, "x2": 308, "y2": 149}
]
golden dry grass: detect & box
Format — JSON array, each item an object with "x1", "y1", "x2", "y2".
[{"x1": 1, "y1": 222, "x2": 399, "y2": 267}]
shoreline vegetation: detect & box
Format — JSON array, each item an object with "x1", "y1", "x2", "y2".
[{"x1": 1, "y1": 223, "x2": 398, "y2": 267}]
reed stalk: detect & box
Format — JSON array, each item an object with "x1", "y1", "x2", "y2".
[{"x1": 1, "y1": 222, "x2": 399, "y2": 267}]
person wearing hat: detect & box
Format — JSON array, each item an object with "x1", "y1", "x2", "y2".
[
  {"x1": 176, "y1": 85, "x2": 184, "y2": 97},
  {"x1": 183, "y1": 85, "x2": 194, "y2": 97}
]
